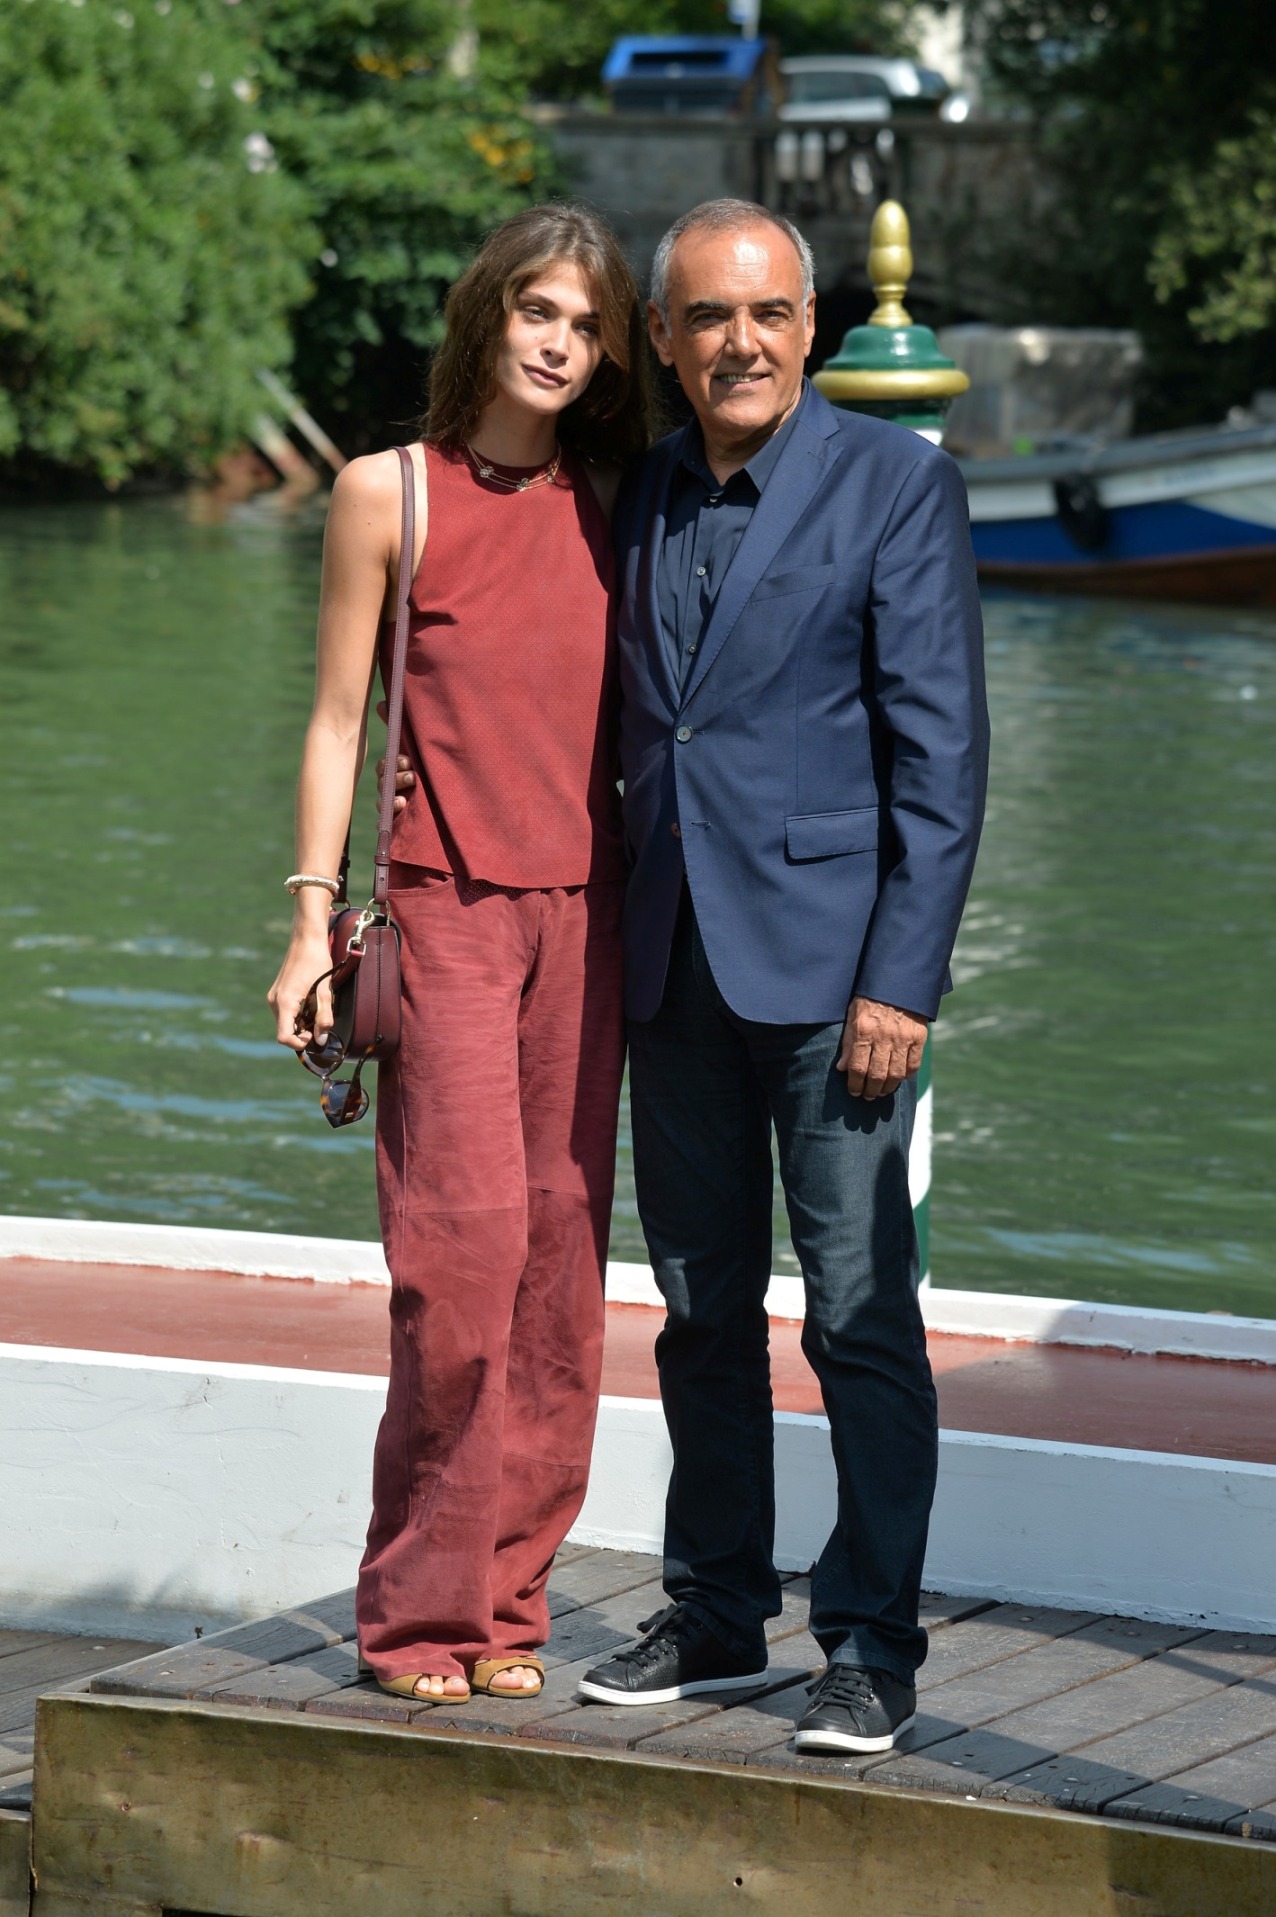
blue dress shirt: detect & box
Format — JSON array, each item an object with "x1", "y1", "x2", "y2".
[{"x1": 656, "y1": 384, "x2": 809, "y2": 691}]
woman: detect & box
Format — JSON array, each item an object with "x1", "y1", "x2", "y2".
[{"x1": 268, "y1": 204, "x2": 652, "y2": 1704}]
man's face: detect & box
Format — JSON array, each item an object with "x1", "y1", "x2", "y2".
[{"x1": 648, "y1": 223, "x2": 815, "y2": 456}]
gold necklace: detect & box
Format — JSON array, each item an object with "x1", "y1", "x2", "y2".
[{"x1": 464, "y1": 442, "x2": 562, "y2": 493}]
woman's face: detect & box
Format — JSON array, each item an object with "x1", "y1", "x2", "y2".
[{"x1": 492, "y1": 262, "x2": 605, "y2": 422}]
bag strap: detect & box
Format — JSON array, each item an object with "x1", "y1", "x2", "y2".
[{"x1": 372, "y1": 446, "x2": 418, "y2": 911}]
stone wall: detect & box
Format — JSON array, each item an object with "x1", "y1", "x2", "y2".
[{"x1": 536, "y1": 109, "x2": 1046, "y2": 317}]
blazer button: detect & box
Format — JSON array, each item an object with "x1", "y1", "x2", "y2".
[
  {"x1": 675, "y1": 725, "x2": 693, "y2": 742},
  {"x1": 670, "y1": 821, "x2": 682, "y2": 839}
]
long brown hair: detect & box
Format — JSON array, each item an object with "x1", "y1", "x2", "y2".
[{"x1": 425, "y1": 203, "x2": 655, "y2": 465}]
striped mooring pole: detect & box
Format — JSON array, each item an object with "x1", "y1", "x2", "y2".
[{"x1": 812, "y1": 200, "x2": 969, "y2": 1285}]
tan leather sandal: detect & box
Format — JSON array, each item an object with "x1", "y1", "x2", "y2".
[
  {"x1": 358, "y1": 1653, "x2": 470, "y2": 1704},
  {"x1": 470, "y1": 1655, "x2": 545, "y2": 1697}
]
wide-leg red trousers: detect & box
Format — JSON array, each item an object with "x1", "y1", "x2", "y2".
[{"x1": 356, "y1": 865, "x2": 626, "y2": 1682}]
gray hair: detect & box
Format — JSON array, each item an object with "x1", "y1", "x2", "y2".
[{"x1": 650, "y1": 199, "x2": 815, "y2": 320}]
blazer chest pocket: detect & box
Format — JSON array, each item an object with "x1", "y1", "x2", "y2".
[
  {"x1": 751, "y1": 562, "x2": 837, "y2": 602},
  {"x1": 785, "y1": 807, "x2": 879, "y2": 862}
]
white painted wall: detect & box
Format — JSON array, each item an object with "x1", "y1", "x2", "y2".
[
  {"x1": 0, "y1": 1345, "x2": 383, "y2": 1642},
  {"x1": 586, "y1": 1404, "x2": 1276, "y2": 1634},
  {"x1": 3, "y1": 1344, "x2": 1273, "y2": 1644},
  {"x1": 925, "y1": 1431, "x2": 1276, "y2": 1630}
]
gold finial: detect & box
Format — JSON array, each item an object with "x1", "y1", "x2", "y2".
[
  {"x1": 812, "y1": 195, "x2": 969, "y2": 407},
  {"x1": 867, "y1": 201, "x2": 913, "y2": 328}
]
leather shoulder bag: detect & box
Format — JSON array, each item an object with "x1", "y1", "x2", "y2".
[{"x1": 298, "y1": 444, "x2": 420, "y2": 1126}]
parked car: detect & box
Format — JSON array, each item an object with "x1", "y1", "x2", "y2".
[{"x1": 779, "y1": 56, "x2": 956, "y2": 123}]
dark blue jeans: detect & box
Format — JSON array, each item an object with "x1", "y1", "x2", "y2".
[{"x1": 627, "y1": 897, "x2": 937, "y2": 1683}]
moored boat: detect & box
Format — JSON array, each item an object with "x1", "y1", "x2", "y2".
[{"x1": 960, "y1": 418, "x2": 1276, "y2": 605}]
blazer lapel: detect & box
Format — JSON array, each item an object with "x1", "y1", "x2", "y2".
[{"x1": 682, "y1": 410, "x2": 845, "y2": 708}]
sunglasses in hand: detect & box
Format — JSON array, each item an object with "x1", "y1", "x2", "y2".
[{"x1": 296, "y1": 1016, "x2": 370, "y2": 1129}]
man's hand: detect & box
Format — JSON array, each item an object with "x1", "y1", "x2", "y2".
[
  {"x1": 836, "y1": 997, "x2": 929, "y2": 1101},
  {"x1": 374, "y1": 697, "x2": 415, "y2": 814}
]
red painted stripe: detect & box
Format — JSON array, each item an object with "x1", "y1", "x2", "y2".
[{"x1": 1, "y1": 1258, "x2": 1272, "y2": 1465}]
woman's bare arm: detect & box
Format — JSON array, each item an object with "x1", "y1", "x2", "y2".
[{"x1": 267, "y1": 451, "x2": 400, "y2": 1050}]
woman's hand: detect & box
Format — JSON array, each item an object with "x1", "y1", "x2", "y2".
[{"x1": 268, "y1": 931, "x2": 336, "y2": 1053}]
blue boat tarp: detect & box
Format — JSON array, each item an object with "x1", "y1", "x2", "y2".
[{"x1": 969, "y1": 498, "x2": 1276, "y2": 568}]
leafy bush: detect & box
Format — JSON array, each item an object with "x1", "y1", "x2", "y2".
[
  {"x1": 0, "y1": 0, "x2": 932, "y2": 479},
  {"x1": 249, "y1": 0, "x2": 548, "y2": 453},
  {"x1": 967, "y1": 0, "x2": 1276, "y2": 428},
  {"x1": 0, "y1": 0, "x2": 311, "y2": 485},
  {"x1": 1151, "y1": 111, "x2": 1276, "y2": 348}
]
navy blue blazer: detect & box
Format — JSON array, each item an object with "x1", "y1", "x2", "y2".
[{"x1": 616, "y1": 382, "x2": 989, "y2": 1026}]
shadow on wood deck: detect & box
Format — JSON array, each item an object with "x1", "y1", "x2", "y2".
[{"x1": 5, "y1": 1546, "x2": 1276, "y2": 1914}]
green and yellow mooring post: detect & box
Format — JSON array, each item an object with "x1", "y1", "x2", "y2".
[
  {"x1": 814, "y1": 200, "x2": 970, "y2": 1285},
  {"x1": 813, "y1": 198, "x2": 969, "y2": 442}
]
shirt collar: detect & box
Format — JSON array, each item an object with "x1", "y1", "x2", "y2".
[{"x1": 680, "y1": 378, "x2": 810, "y2": 497}]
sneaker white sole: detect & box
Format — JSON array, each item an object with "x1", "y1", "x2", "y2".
[
  {"x1": 793, "y1": 1712, "x2": 915, "y2": 1755},
  {"x1": 577, "y1": 1668, "x2": 769, "y2": 1707}
]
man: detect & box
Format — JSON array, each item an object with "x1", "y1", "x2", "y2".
[{"x1": 575, "y1": 200, "x2": 988, "y2": 1754}]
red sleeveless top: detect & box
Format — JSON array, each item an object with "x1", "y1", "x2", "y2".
[{"x1": 384, "y1": 443, "x2": 626, "y2": 889}]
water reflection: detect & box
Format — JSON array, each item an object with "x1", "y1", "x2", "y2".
[{"x1": 2, "y1": 500, "x2": 1273, "y2": 1315}]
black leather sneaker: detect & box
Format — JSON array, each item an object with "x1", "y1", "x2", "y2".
[
  {"x1": 793, "y1": 1663, "x2": 916, "y2": 1753},
  {"x1": 577, "y1": 1603, "x2": 768, "y2": 1706}
]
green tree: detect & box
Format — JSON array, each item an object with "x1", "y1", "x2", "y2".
[
  {"x1": 245, "y1": 0, "x2": 550, "y2": 453},
  {"x1": 966, "y1": 0, "x2": 1276, "y2": 428},
  {"x1": 0, "y1": 0, "x2": 942, "y2": 482},
  {"x1": 0, "y1": 0, "x2": 311, "y2": 486},
  {"x1": 1150, "y1": 112, "x2": 1276, "y2": 348}
]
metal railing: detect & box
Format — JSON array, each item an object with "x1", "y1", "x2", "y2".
[{"x1": 764, "y1": 123, "x2": 898, "y2": 219}]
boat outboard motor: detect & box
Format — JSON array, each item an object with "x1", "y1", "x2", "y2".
[{"x1": 1053, "y1": 473, "x2": 1108, "y2": 552}]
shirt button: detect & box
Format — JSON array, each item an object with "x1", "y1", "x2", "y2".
[
  {"x1": 675, "y1": 725, "x2": 693, "y2": 742},
  {"x1": 696, "y1": 565, "x2": 707, "y2": 577},
  {"x1": 670, "y1": 821, "x2": 682, "y2": 839}
]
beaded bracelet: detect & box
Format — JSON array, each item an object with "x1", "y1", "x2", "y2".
[{"x1": 285, "y1": 873, "x2": 340, "y2": 898}]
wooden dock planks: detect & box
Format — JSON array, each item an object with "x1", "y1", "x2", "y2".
[
  {"x1": 0, "y1": 1628, "x2": 158, "y2": 1815},
  {"x1": 69, "y1": 1550, "x2": 1276, "y2": 1833},
  {"x1": 16, "y1": 1548, "x2": 1276, "y2": 1913}
]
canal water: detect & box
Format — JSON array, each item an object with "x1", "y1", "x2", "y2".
[{"x1": 3, "y1": 499, "x2": 1273, "y2": 1318}]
